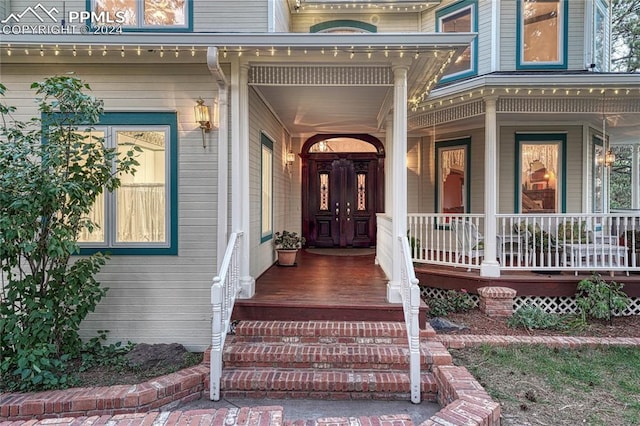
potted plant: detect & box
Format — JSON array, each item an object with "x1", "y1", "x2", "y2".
[
  {"x1": 274, "y1": 230, "x2": 305, "y2": 266},
  {"x1": 515, "y1": 222, "x2": 561, "y2": 270}
]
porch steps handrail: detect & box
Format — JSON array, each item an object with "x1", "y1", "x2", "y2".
[
  {"x1": 398, "y1": 234, "x2": 421, "y2": 404},
  {"x1": 210, "y1": 231, "x2": 243, "y2": 401}
]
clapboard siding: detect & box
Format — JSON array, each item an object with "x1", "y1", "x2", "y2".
[
  {"x1": 407, "y1": 137, "x2": 422, "y2": 213},
  {"x1": 477, "y1": 0, "x2": 493, "y2": 75},
  {"x1": 273, "y1": 0, "x2": 291, "y2": 31},
  {"x1": 291, "y1": 12, "x2": 419, "y2": 33},
  {"x1": 567, "y1": 0, "x2": 586, "y2": 70},
  {"x1": 247, "y1": 87, "x2": 291, "y2": 278},
  {"x1": 499, "y1": 0, "x2": 517, "y2": 70},
  {"x1": 499, "y1": 125, "x2": 584, "y2": 213},
  {"x1": 1, "y1": 62, "x2": 220, "y2": 351}
]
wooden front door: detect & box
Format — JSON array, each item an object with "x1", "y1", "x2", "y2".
[{"x1": 304, "y1": 153, "x2": 381, "y2": 248}]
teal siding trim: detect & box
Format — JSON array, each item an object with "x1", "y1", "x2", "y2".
[
  {"x1": 514, "y1": 133, "x2": 567, "y2": 213},
  {"x1": 516, "y1": 0, "x2": 568, "y2": 70},
  {"x1": 310, "y1": 20, "x2": 377, "y2": 33},
  {"x1": 260, "y1": 132, "x2": 274, "y2": 244},
  {"x1": 85, "y1": 0, "x2": 193, "y2": 32},
  {"x1": 79, "y1": 111, "x2": 179, "y2": 256},
  {"x1": 435, "y1": 0, "x2": 478, "y2": 84},
  {"x1": 435, "y1": 137, "x2": 472, "y2": 217}
]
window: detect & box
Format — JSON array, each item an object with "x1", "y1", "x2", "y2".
[
  {"x1": 91, "y1": 0, "x2": 191, "y2": 31},
  {"x1": 261, "y1": 133, "x2": 273, "y2": 243},
  {"x1": 436, "y1": 138, "x2": 471, "y2": 215},
  {"x1": 436, "y1": 0, "x2": 477, "y2": 82},
  {"x1": 517, "y1": 0, "x2": 568, "y2": 69},
  {"x1": 593, "y1": 136, "x2": 604, "y2": 213},
  {"x1": 592, "y1": 0, "x2": 608, "y2": 71},
  {"x1": 516, "y1": 134, "x2": 566, "y2": 213},
  {"x1": 79, "y1": 112, "x2": 178, "y2": 255}
]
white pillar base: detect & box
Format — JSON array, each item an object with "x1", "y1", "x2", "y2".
[
  {"x1": 239, "y1": 276, "x2": 255, "y2": 299},
  {"x1": 386, "y1": 281, "x2": 403, "y2": 303},
  {"x1": 480, "y1": 261, "x2": 501, "y2": 277}
]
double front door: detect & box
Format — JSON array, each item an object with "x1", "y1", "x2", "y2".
[{"x1": 303, "y1": 153, "x2": 382, "y2": 248}]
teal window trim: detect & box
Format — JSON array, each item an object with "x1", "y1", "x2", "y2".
[
  {"x1": 260, "y1": 132, "x2": 274, "y2": 244},
  {"x1": 592, "y1": 134, "x2": 604, "y2": 213},
  {"x1": 435, "y1": 0, "x2": 478, "y2": 83},
  {"x1": 310, "y1": 20, "x2": 377, "y2": 33},
  {"x1": 86, "y1": 0, "x2": 193, "y2": 32},
  {"x1": 435, "y1": 138, "x2": 472, "y2": 229},
  {"x1": 78, "y1": 112, "x2": 179, "y2": 255},
  {"x1": 516, "y1": 0, "x2": 568, "y2": 70},
  {"x1": 514, "y1": 133, "x2": 567, "y2": 213}
]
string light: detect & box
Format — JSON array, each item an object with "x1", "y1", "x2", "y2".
[
  {"x1": 102, "y1": 45, "x2": 107, "y2": 56},
  {"x1": 40, "y1": 44, "x2": 44, "y2": 56},
  {"x1": 175, "y1": 47, "x2": 179, "y2": 57},
  {"x1": 121, "y1": 46, "x2": 125, "y2": 57},
  {"x1": 191, "y1": 46, "x2": 195, "y2": 57},
  {"x1": 24, "y1": 48, "x2": 29, "y2": 55},
  {"x1": 73, "y1": 45, "x2": 77, "y2": 56},
  {"x1": 159, "y1": 46, "x2": 164, "y2": 57},
  {"x1": 54, "y1": 45, "x2": 60, "y2": 56},
  {"x1": 88, "y1": 45, "x2": 92, "y2": 56},
  {"x1": 137, "y1": 46, "x2": 141, "y2": 56}
]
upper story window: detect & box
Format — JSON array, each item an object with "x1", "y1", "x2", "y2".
[
  {"x1": 436, "y1": 0, "x2": 477, "y2": 83},
  {"x1": 517, "y1": 0, "x2": 568, "y2": 69},
  {"x1": 91, "y1": 0, "x2": 191, "y2": 31},
  {"x1": 592, "y1": 0, "x2": 608, "y2": 71}
]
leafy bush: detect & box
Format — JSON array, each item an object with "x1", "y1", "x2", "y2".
[
  {"x1": 508, "y1": 304, "x2": 566, "y2": 331},
  {"x1": 428, "y1": 289, "x2": 475, "y2": 317},
  {"x1": 0, "y1": 76, "x2": 139, "y2": 391},
  {"x1": 575, "y1": 274, "x2": 631, "y2": 325}
]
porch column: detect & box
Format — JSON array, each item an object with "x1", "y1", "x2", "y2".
[
  {"x1": 633, "y1": 145, "x2": 640, "y2": 210},
  {"x1": 231, "y1": 60, "x2": 255, "y2": 297},
  {"x1": 481, "y1": 96, "x2": 500, "y2": 277},
  {"x1": 385, "y1": 114, "x2": 393, "y2": 214},
  {"x1": 388, "y1": 65, "x2": 409, "y2": 303}
]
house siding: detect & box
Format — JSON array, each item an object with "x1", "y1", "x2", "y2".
[
  {"x1": 1, "y1": 63, "x2": 220, "y2": 352},
  {"x1": 248, "y1": 87, "x2": 291, "y2": 278},
  {"x1": 272, "y1": 0, "x2": 291, "y2": 32}
]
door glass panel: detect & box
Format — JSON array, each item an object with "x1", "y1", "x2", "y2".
[
  {"x1": 521, "y1": 143, "x2": 559, "y2": 213},
  {"x1": 319, "y1": 173, "x2": 329, "y2": 211},
  {"x1": 357, "y1": 173, "x2": 366, "y2": 211},
  {"x1": 116, "y1": 130, "x2": 166, "y2": 242}
]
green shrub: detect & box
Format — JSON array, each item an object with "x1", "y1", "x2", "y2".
[
  {"x1": 508, "y1": 304, "x2": 565, "y2": 331},
  {"x1": 428, "y1": 289, "x2": 475, "y2": 317},
  {"x1": 575, "y1": 274, "x2": 631, "y2": 325},
  {"x1": 0, "y1": 77, "x2": 139, "y2": 391}
]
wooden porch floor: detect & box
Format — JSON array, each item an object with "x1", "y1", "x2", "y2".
[{"x1": 232, "y1": 249, "x2": 429, "y2": 324}]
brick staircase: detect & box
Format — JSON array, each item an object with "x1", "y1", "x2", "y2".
[{"x1": 214, "y1": 320, "x2": 453, "y2": 401}]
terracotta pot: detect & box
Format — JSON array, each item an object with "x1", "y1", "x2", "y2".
[{"x1": 277, "y1": 249, "x2": 298, "y2": 266}]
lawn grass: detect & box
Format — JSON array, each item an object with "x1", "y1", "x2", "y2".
[{"x1": 451, "y1": 345, "x2": 640, "y2": 425}]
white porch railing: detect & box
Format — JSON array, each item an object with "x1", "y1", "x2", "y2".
[
  {"x1": 399, "y1": 234, "x2": 422, "y2": 404},
  {"x1": 407, "y1": 213, "x2": 640, "y2": 274},
  {"x1": 408, "y1": 214, "x2": 485, "y2": 270},
  {"x1": 210, "y1": 231, "x2": 243, "y2": 401},
  {"x1": 497, "y1": 214, "x2": 639, "y2": 273}
]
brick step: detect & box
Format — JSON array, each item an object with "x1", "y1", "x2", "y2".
[
  {"x1": 223, "y1": 341, "x2": 451, "y2": 370},
  {"x1": 220, "y1": 368, "x2": 438, "y2": 401},
  {"x1": 284, "y1": 415, "x2": 413, "y2": 426},
  {"x1": 232, "y1": 320, "x2": 436, "y2": 343}
]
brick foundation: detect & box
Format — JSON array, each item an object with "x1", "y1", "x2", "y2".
[{"x1": 477, "y1": 286, "x2": 517, "y2": 317}]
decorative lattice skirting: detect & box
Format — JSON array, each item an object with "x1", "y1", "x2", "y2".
[{"x1": 420, "y1": 286, "x2": 640, "y2": 316}]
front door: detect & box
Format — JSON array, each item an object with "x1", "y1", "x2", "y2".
[{"x1": 304, "y1": 153, "x2": 380, "y2": 247}]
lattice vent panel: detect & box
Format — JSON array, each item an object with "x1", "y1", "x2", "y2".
[
  {"x1": 515, "y1": 296, "x2": 640, "y2": 316},
  {"x1": 420, "y1": 286, "x2": 479, "y2": 308}
]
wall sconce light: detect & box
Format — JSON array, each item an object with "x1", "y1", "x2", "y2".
[
  {"x1": 286, "y1": 150, "x2": 296, "y2": 167},
  {"x1": 604, "y1": 149, "x2": 616, "y2": 167},
  {"x1": 195, "y1": 97, "x2": 216, "y2": 148}
]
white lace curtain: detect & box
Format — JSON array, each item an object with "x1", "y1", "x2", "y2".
[
  {"x1": 521, "y1": 143, "x2": 558, "y2": 182},
  {"x1": 441, "y1": 148, "x2": 465, "y2": 183},
  {"x1": 78, "y1": 184, "x2": 165, "y2": 243}
]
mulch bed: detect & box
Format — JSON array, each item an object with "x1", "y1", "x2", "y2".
[{"x1": 438, "y1": 309, "x2": 640, "y2": 338}]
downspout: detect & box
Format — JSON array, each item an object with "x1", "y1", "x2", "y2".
[{"x1": 207, "y1": 47, "x2": 229, "y2": 271}]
